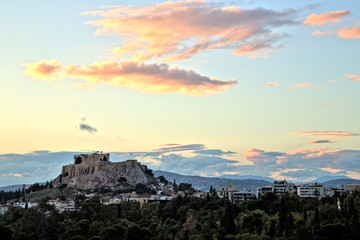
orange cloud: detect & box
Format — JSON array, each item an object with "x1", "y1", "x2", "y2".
[
  {"x1": 22, "y1": 60, "x2": 62, "y2": 81},
  {"x1": 289, "y1": 131, "x2": 360, "y2": 139},
  {"x1": 289, "y1": 82, "x2": 314, "y2": 89},
  {"x1": 7, "y1": 173, "x2": 23, "y2": 177},
  {"x1": 287, "y1": 148, "x2": 341, "y2": 158},
  {"x1": 312, "y1": 30, "x2": 333, "y2": 36},
  {"x1": 345, "y1": 74, "x2": 360, "y2": 82},
  {"x1": 83, "y1": 1, "x2": 297, "y2": 61},
  {"x1": 23, "y1": 60, "x2": 236, "y2": 96},
  {"x1": 265, "y1": 81, "x2": 280, "y2": 87},
  {"x1": 337, "y1": 26, "x2": 360, "y2": 39},
  {"x1": 303, "y1": 10, "x2": 350, "y2": 26}
]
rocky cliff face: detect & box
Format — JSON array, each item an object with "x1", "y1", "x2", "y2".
[{"x1": 53, "y1": 160, "x2": 157, "y2": 190}]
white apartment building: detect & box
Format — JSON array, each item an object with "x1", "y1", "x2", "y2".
[
  {"x1": 217, "y1": 185, "x2": 255, "y2": 203},
  {"x1": 217, "y1": 185, "x2": 237, "y2": 201},
  {"x1": 297, "y1": 183, "x2": 324, "y2": 198},
  {"x1": 273, "y1": 180, "x2": 296, "y2": 197},
  {"x1": 257, "y1": 186, "x2": 274, "y2": 198},
  {"x1": 233, "y1": 190, "x2": 256, "y2": 203}
]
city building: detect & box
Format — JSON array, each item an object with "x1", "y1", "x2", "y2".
[
  {"x1": 232, "y1": 190, "x2": 256, "y2": 203},
  {"x1": 346, "y1": 184, "x2": 360, "y2": 193},
  {"x1": 217, "y1": 185, "x2": 237, "y2": 201},
  {"x1": 0, "y1": 205, "x2": 11, "y2": 215},
  {"x1": 217, "y1": 185, "x2": 255, "y2": 203},
  {"x1": 297, "y1": 183, "x2": 324, "y2": 198},
  {"x1": 257, "y1": 186, "x2": 274, "y2": 199},
  {"x1": 273, "y1": 180, "x2": 296, "y2": 197}
]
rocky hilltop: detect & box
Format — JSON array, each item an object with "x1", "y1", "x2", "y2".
[{"x1": 53, "y1": 153, "x2": 156, "y2": 190}]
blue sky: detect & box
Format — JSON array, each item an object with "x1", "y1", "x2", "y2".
[{"x1": 0, "y1": 0, "x2": 359, "y2": 186}]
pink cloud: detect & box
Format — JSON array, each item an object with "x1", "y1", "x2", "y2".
[
  {"x1": 83, "y1": 1, "x2": 297, "y2": 61},
  {"x1": 337, "y1": 26, "x2": 360, "y2": 39},
  {"x1": 23, "y1": 60, "x2": 237, "y2": 96},
  {"x1": 289, "y1": 82, "x2": 314, "y2": 89},
  {"x1": 22, "y1": 60, "x2": 62, "y2": 81},
  {"x1": 345, "y1": 74, "x2": 360, "y2": 82},
  {"x1": 312, "y1": 30, "x2": 333, "y2": 36},
  {"x1": 303, "y1": 10, "x2": 350, "y2": 26},
  {"x1": 265, "y1": 81, "x2": 280, "y2": 87}
]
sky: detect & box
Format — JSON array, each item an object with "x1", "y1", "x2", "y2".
[{"x1": 1, "y1": 0, "x2": 360, "y2": 186}]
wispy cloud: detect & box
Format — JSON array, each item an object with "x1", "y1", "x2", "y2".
[
  {"x1": 23, "y1": 60, "x2": 237, "y2": 96},
  {"x1": 83, "y1": 1, "x2": 298, "y2": 61},
  {"x1": 303, "y1": 10, "x2": 350, "y2": 26},
  {"x1": 289, "y1": 131, "x2": 360, "y2": 139},
  {"x1": 289, "y1": 82, "x2": 314, "y2": 89},
  {"x1": 154, "y1": 144, "x2": 205, "y2": 153},
  {"x1": 312, "y1": 30, "x2": 333, "y2": 36},
  {"x1": 265, "y1": 81, "x2": 280, "y2": 87},
  {"x1": 308, "y1": 139, "x2": 335, "y2": 144}
]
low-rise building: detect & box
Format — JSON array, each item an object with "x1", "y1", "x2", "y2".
[
  {"x1": 217, "y1": 185, "x2": 237, "y2": 201},
  {"x1": 346, "y1": 184, "x2": 360, "y2": 193},
  {"x1": 257, "y1": 186, "x2": 274, "y2": 199},
  {"x1": 273, "y1": 180, "x2": 296, "y2": 197},
  {"x1": 233, "y1": 190, "x2": 256, "y2": 203},
  {"x1": 217, "y1": 185, "x2": 255, "y2": 203},
  {"x1": 0, "y1": 205, "x2": 11, "y2": 215},
  {"x1": 297, "y1": 183, "x2": 324, "y2": 198}
]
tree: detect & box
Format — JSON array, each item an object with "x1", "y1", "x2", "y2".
[
  {"x1": 158, "y1": 175, "x2": 169, "y2": 185},
  {"x1": 278, "y1": 196, "x2": 287, "y2": 236},
  {"x1": 314, "y1": 207, "x2": 320, "y2": 225},
  {"x1": 0, "y1": 221, "x2": 13, "y2": 240},
  {"x1": 222, "y1": 204, "x2": 237, "y2": 234},
  {"x1": 268, "y1": 219, "x2": 276, "y2": 238}
]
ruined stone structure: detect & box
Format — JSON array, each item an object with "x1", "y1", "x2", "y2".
[{"x1": 54, "y1": 153, "x2": 156, "y2": 190}]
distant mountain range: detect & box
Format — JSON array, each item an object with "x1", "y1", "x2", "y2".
[
  {"x1": 154, "y1": 171, "x2": 360, "y2": 193},
  {"x1": 154, "y1": 170, "x2": 272, "y2": 192},
  {"x1": 313, "y1": 175, "x2": 352, "y2": 183},
  {"x1": 321, "y1": 179, "x2": 360, "y2": 188}
]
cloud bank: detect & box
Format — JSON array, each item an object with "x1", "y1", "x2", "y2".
[
  {"x1": 83, "y1": 1, "x2": 298, "y2": 60},
  {"x1": 1, "y1": 144, "x2": 360, "y2": 186},
  {"x1": 23, "y1": 60, "x2": 237, "y2": 96}
]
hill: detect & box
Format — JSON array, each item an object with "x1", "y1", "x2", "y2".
[
  {"x1": 153, "y1": 170, "x2": 272, "y2": 192},
  {"x1": 314, "y1": 175, "x2": 352, "y2": 183},
  {"x1": 322, "y1": 178, "x2": 360, "y2": 188},
  {"x1": 0, "y1": 184, "x2": 32, "y2": 192}
]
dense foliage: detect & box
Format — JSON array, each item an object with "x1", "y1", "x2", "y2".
[
  {"x1": 0, "y1": 182, "x2": 52, "y2": 203},
  {"x1": 1, "y1": 191, "x2": 360, "y2": 240}
]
